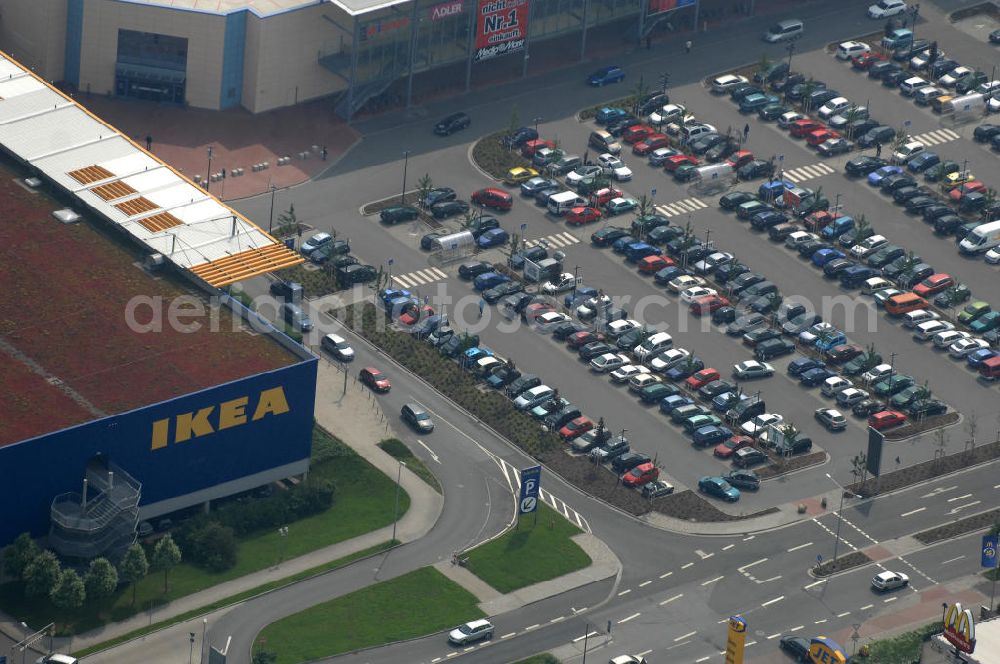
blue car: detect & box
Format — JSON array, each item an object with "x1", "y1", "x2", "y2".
[
  {"x1": 565, "y1": 285, "x2": 598, "y2": 308},
  {"x1": 839, "y1": 265, "x2": 877, "y2": 288},
  {"x1": 660, "y1": 394, "x2": 694, "y2": 415},
  {"x1": 612, "y1": 235, "x2": 639, "y2": 254},
  {"x1": 595, "y1": 107, "x2": 629, "y2": 124},
  {"x1": 821, "y1": 216, "x2": 854, "y2": 239},
  {"x1": 588, "y1": 66, "x2": 625, "y2": 86},
  {"x1": 692, "y1": 425, "x2": 733, "y2": 447},
  {"x1": 463, "y1": 346, "x2": 494, "y2": 363},
  {"x1": 666, "y1": 356, "x2": 704, "y2": 381},
  {"x1": 477, "y1": 227, "x2": 509, "y2": 249},
  {"x1": 868, "y1": 165, "x2": 903, "y2": 186},
  {"x1": 698, "y1": 476, "x2": 740, "y2": 502},
  {"x1": 758, "y1": 179, "x2": 795, "y2": 202},
  {"x1": 800, "y1": 367, "x2": 836, "y2": 386},
  {"x1": 815, "y1": 331, "x2": 847, "y2": 353},
  {"x1": 655, "y1": 266, "x2": 687, "y2": 285},
  {"x1": 788, "y1": 357, "x2": 826, "y2": 377},
  {"x1": 967, "y1": 348, "x2": 998, "y2": 368},
  {"x1": 907, "y1": 151, "x2": 940, "y2": 173},
  {"x1": 474, "y1": 272, "x2": 510, "y2": 291},
  {"x1": 811, "y1": 248, "x2": 845, "y2": 267},
  {"x1": 625, "y1": 242, "x2": 659, "y2": 263},
  {"x1": 740, "y1": 93, "x2": 780, "y2": 113}
]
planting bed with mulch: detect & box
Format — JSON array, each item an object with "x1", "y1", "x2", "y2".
[
  {"x1": 578, "y1": 97, "x2": 633, "y2": 122},
  {"x1": 849, "y1": 438, "x2": 1000, "y2": 497},
  {"x1": 275, "y1": 263, "x2": 343, "y2": 298},
  {"x1": 756, "y1": 451, "x2": 827, "y2": 479},
  {"x1": 884, "y1": 412, "x2": 960, "y2": 440},
  {"x1": 950, "y1": 2, "x2": 1000, "y2": 22},
  {"x1": 359, "y1": 193, "x2": 443, "y2": 230},
  {"x1": 813, "y1": 550, "x2": 873, "y2": 577},
  {"x1": 651, "y1": 489, "x2": 779, "y2": 523},
  {"x1": 472, "y1": 132, "x2": 532, "y2": 180},
  {"x1": 914, "y1": 508, "x2": 1000, "y2": 545},
  {"x1": 0, "y1": 161, "x2": 297, "y2": 445}
]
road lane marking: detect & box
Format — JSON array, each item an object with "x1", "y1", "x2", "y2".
[
  {"x1": 639, "y1": 580, "x2": 652, "y2": 587},
  {"x1": 884, "y1": 597, "x2": 897, "y2": 603},
  {"x1": 900, "y1": 507, "x2": 926, "y2": 517},
  {"x1": 501, "y1": 633, "x2": 515, "y2": 639},
  {"x1": 746, "y1": 640, "x2": 757, "y2": 647},
  {"x1": 767, "y1": 633, "x2": 781, "y2": 640},
  {"x1": 637, "y1": 651, "x2": 652, "y2": 658},
  {"x1": 660, "y1": 571, "x2": 673, "y2": 579},
  {"x1": 758, "y1": 575, "x2": 783, "y2": 583},
  {"x1": 804, "y1": 579, "x2": 826, "y2": 589},
  {"x1": 573, "y1": 631, "x2": 598, "y2": 643},
  {"x1": 697, "y1": 657, "x2": 711, "y2": 663},
  {"x1": 695, "y1": 549, "x2": 714, "y2": 559},
  {"x1": 550, "y1": 616, "x2": 565, "y2": 623},
  {"x1": 682, "y1": 562, "x2": 694, "y2": 569},
  {"x1": 837, "y1": 611, "x2": 851, "y2": 617},
  {"x1": 790, "y1": 625, "x2": 804, "y2": 632},
  {"x1": 994, "y1": 484, "x2": 1000, "y2": 489},
  {"x1": 675, "y1": 631, "x2": 697, "y2": 641},
  {"x1": 525, "y1": 624, "x2": 539, "y2": 630},
  {"x1": 702, "y1": 575, "x2": 724, "y2": 586},
  {"x1": 738, "y1": 558, "x2": 768, "y2": 572},
  {"x1": 618, "y1": 589, "x2": 632, "y2": 596},
  {"x1": 787, "y1": 542, "x2": 813, "y2": 552},
  {"x1": 432, "y1": 658, "x2": 442, "y2": 663},
  {"x1": 941, "y1": 555, "x2": 966, "y2": 565},
  {"x1": 722, "y1": 544, "x2": 735, "y2": 551},
  {"x1": 947, "y1": 493, "x2": 973, "y2": 502},
  {"x1": 948, "y1": 500, "x2": 982, "y2": 514},
  {"x1": 660, "y1": 593, "x2": 684, "y2": 606},
  {"x1": 744, "y1": 535, "x2": 755, "y2": 541},
  {"x1": 464, "y1": 646, "x2": 475, "y2": 652},
  {"x1": 761, "y1": 595, "x2": 785, "y2": 607},
  {"x1": 921, "y1": 485, "x2": 957, "y2": 498},
  {"x1": 815, "y1": 619, "x2": 827, "y2": 624},
  {"x1": 446, "y1": 653, "x2": 458, "y2": 659},
  {"x1": 619, "y1": 613, "x2": 641, "y2": 624},
  {"x1": 416, "y1": 439, "x2": 441, "y2": 464},
  {"x1": 861, "y1": 604, "x2": 874, "y2": 610}
]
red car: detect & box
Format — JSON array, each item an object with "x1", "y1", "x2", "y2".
[
  {"x1": 633, "y1": 133, "x2": 670, "y2": 155},
  {"x1": 714, "y1": 435, "x2": 754, "y2": 459},
  {"x1": 522, "y1": 302, "x2": 555, "y2": 322},
  {"x1": 685, "y1": 368, "x2": 721, "y2": 390},
  {"x1": 825, "y1": 343, "x2": 864, "y2": 364},
  {"x1": 690, "y1": 295, "x2": 730, "y2": 316},
  {"x1": 664, "y1": 154, "x2": 699, "y2": 172},
  {"x1": 790, "y1": 119, "x2": 826, "y2": 138},
  {"x1": 398, "y1": 304, "x2": 433, "y2": 326},
  {"x1": 804, "y1": 210, "x2": 842, "y2": 232},
  {"x1": 727, "y1": 150, "x2": 754, "y2": 169},
  {"x1": 589, "y1": 187, "x2": 623, "y2": 207},
  {"x1": 623, "y1": 124, "x2": 655, "y2": 144},
  {"x1": 559, "y1": 416, "x2": 595, "y2": 440},
  {"x1": 949, "y1": 181, "x2": 986, "y2": 202},
  {"x1": 521, "y1": 138, "x2": 555, "y2": 157},
  {"x1": 851, "y1": 52, "x2": 886, "y2": 69},
  {"x1": 912, "y1": 273, "x2": 954, "y2": 298},
  {"x1": 567, "y1": 330, "x2": 605, "y2": 349},
  {"x1": 359, "y1": 367, "x2": 391, "y2": 393},
  {"x1": 807, "y1": 129, "x2": 842, "y2": 146},
  {"x1": 471, "y1": 187, "x2": 513, "y2": 211},
  {"x1": 622, "y1": 462, "x2": 659, "y2": 487},
  {"x1": 567, "y1": 205, "x2": 602, "y2": 225},
  {"x1": 869, "y1": 410, "x2": 907, "y2": 430},
  {"x1": 638, "y1": 255, "x2": 674, "y2": 273}
]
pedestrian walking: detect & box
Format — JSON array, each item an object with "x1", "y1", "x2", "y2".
[
  {"x1": 743, "y1": 123, "x2": 750, "y2": 141},
  {"x1": 321, "y1": 145, "x2": 328, "y2": 161},
  {"x1": 646, "y1": 35, "x2": 652, "y2": 50},
  {"x1": 875, "y1": 142, "x2": 882, "y2": 158},
  {"x1": 478, "y1": 299, "x2": 485, "y2": 318},
  {"x1": 145, "y1": 134, "x2": 153, "y2": 151},
  {"x1": 684, "y1": 40, "x2": 692, "y2": 54}
]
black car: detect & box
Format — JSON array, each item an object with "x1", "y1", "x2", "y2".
[
  {"x1": 905, "y1": 195, "x2": 937, "y2": 213},
  {"x1": 729, "y1": 273, "x2": 766, "y2": 296},
  {"x1": 380, "y1": 205, "x2": 420, "y2": 224},
  {"x1": 753, "y1": 61, "x2": 789, "y2": 84},
  {"x1": 846, "y1": 117, "x2": 880, "y2": 139},
  {"x1": 738, "y1": 160, "x2": 775, "y2": 180},
  {"x1": 868, "y1": 61, "x2": 900, "y2": 80},
  {"x1": 928, "y1": 58, "x2": 960, "y2": 78},
  {"x1": 750, "y1": 210, "x2": 788, "y2": 230},
  {"x1": 579, "y1": 341, "x2": 613, "y2": 360},
  {"x1": 434, "y1": 112, "x2": 470, "y2": 136},
  {"x1": 483, "y1": 280, "x2": 523, "y2": 304},
  {"x1": 796, "y1": 239, "x2": 827, "y2": 259},
  {"x1": 611, "y1": 452, "x2": 652, "y2": 474},
  {"x1": 853, "y1": 399, "x2": 883, "y2": 417},
  {"x1": 706, "y1": 139, "x2": 739, "y2": 162},
  {"x1": 758, "y1": 104, "x2": 790, "y2": 121},
  {"x1": 934, "y1": 214, "x2": 964, "y2": 235},
  {"x1": 591, "y1": 226, "x2": 630, "y2": 247},
  {"x1": 921, "y1": 204, "x2": 953, "y2": 223},
  {"x1": 727, "y1": 313, "x2": 767, "y2": 336},
  {"x1": 780, "y1": 635, "x2": 810, "y2": 661},
  {"x1": 544, "y1": 405, "x2": 583, "y2": 430},
  {"x1": 733, "y1": 447, "x2": 768, "y2": 468},
  {"x1": 606, "y1": 115, "x2": 639, "y2": 136},
  {"x1": 782, "y1": 312, "x2": 822, "y2": 336},
  {"x1": 506, "y1": 373, "x2": 540, "y2": 398},
  {"x1": 726, "y1": 469, "x2": 760, "y2": 490},
  {"x1": 423, "y1": 187, "x2": 457, "y2": 207},
  {"x1": 880, "y1": 173, "x2": 916, "y2": 192},
  {"x1": 431, "y1": 200, "x2": 470, "y2": 219},
  {"x1": 924, "y1": 160, "x2": 961, "y2": 182},
  {"x1": 869, "y1": 246, "x2": 904, "y2": 268},
  {"x1": 805, "y1": 88, "x2": 839, "y2": 109},
  {"x1": 892, "y1": 186, "x2": 923, "y2": 204},
  {"x1": 458, "y1": 261, "x2": 493, "y2": 280},
  {"x1": 823, "y1": 258, "x2": 855, "y2": 278},
  {"x1": 857, "y1": 125, "x2": 896, "y2": 148},
  {"x1": 420, "y1": 231, "x2": 445, "y2": 251},
  {"x1": 337, "y1": 263, "x2": 377, "y2": 285},
  {"x1": 721, "y1": 192, "x2": 759, "y2": 211},
  {"x1": 553, "y1": 321, "x2": 587, "y2": 340},
  {"x1": 775, "y1": 435, "x2": 813, "y2": 456},
  {"x1": 893, "y1": 39, "x2": 931, "y2": 61},
  {"x1": 690, "y1": 133, "x2": 725, "y2": 155},
  {"x1": 845, "y1": 156, "x2": 887, "y2": 177},
  {"x1": 648, "y1": 224, "x2": 684, "y2": 245},
  {"x1": 637, "y1": 92, "x2": 670, "y2": 116},
  {"x1": 881, "y1": 70, "x2": 908, "y2": 88},
  {"x1": 716, "y1": 262, "x2": 749, "y2": 283},
  {"x1": 509, "y1": 245, "x2": 547, "y2": 270},
  {"x1": 771, "y1": 72, "x2": 805, "y2": 93},
  {"x1": 908, "y1": 399, "x2": 947, "y2": 418},
  {"x1": 500, "y1": 126, "x2": 538, "y2": 149},
  {"x1": 712, "y1": 306, "x2": 737, "y2": 324},
  {"x1": 730, "y1": 83, "x2": 762, "y2": 101},
  {"x1": 786, "y1": 80, "x2": 825, "y2": 101},
  {"x1": 699, "y1": 380, "x2": 736, "y2": 402},
  {"x1": 787, "y1": 357, "x2": 825, "y2": 376},
  {"x1": 533, "y1": 184, "x2": 562, "y2": 205}
]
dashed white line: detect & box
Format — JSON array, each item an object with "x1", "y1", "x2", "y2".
[
  {"x1": 446, "y1": 653, "x2": 458, "y2": 659},
  {"x1": 660, "y1": 571, "x2": 673, "y2": 579},
  {"x1": 696, "y1": 657, "x2": 711, "y2": 663},
  {"x1": 660, "y1": 593, "x2": 684, "y2": 606},
  {"x1": 682, "y1": 562, "x2": 694, "y2": 569},
  {"x1": 787, "y1": 542, "x2": 813, "y2": 552},
  {"x1": 994, "y1": 484, "x2": 1000, "y2": 489},
  {"x1": 804, "y1": 579, "x2": 826, "y2": 589},
  {"x1": 884, "y1": 597, "x2": 897, "y2": 604},
  {"x1": 637, "y1": 650, "x2": 652, "y2": 658},
  {"x1": 948, "y1": 500, "x2": 982, "y2": 514},
  {"x1": 702, "y1": 575, "x2": 724, "y2": 586},
  {"x1": 675, "y1": 630, "x2": 698, "y2": 642},
  {"x1": 500, "y1": 633, "x2": 515, "y2": 639},
  {"x1": 900, "y1": 507, "x2": 926, "y2": 517},
  {"x1": 922, "y1": 485, "x2": 957, "y2": 498},
  {"x1": 463, "y1": 646, "x2": 475, "y2": 652},
  {"x1": 861, "y1": 604, "x2": 875, "y2": 611},
  {"x1": 722, "y1": 544, "x2": 735, "y2": 551},
  {"x1": 837, "y1": 611, "x2": 851, "y2": 618},
  {"x1": 525, "y1": 624, "x2": 540, "y2": 630},
  {"x1": 790, "y1": 625, "x2": 805, "y2": 632},
  {"x1": 738, "y1": 558, "x2": 768, "y2": 572},
  {"x1": 746, "y1": 640, "x2": 757, "y2": 647},
  {"x1": 619, "y1": 613, "x2": 641, "y2": 624},
  {"x1": 762, "y1": 595, "x2": 785, "y2": 607},
  {"x1": 941, "y1": 555, "x2": 966, "y2": 565},
  {"x1": 767, "y1": 633, "x2": 782, "y2": 640},
  {"x1": 618, "y1": 589, "x2": 632, "y2": 596},
  {"x1": 639, "y1": 580, "x2": 652, "y2": 587},
  {"x1": 550, "y1": 616, "x2": 565, "y2": 624},
  {"x1": 573, "y1": 631, "x2": 598, "y2": 643},
  {"x1": 947, "y1": 493, "x2": 973, "y2": 502},
  {"x1": 432, "y1": 658, "x2": 442, "y2": 663},
  {"x1": 744, "y1": 535, "x2": 755, "y2": 541},
  {"x1": 815, "y1": 619, "x2": 828, "y2": 624}
]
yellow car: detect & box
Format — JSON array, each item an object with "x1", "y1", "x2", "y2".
[
  {"x1": 942, "y1": 170, "x2": 975, "y2": 190},
  {"x1": 504, "y1": 166, "x2": 539, "y2": 185}
]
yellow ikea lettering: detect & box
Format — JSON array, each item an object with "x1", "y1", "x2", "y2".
[{"x1": 150, "y1": 386, "x2": 290, "y2": 449}]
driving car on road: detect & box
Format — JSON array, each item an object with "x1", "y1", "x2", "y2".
[
  {"x1": 871, "y1": 571, "x2": 909, "y2": 591},
  {"x1": 448, "y1": 619, "x2": 493, "y2": 644}
]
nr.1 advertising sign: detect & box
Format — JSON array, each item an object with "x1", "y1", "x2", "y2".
[{"x1": 474, "y1": 0, "x2": 530, "y2": 61}]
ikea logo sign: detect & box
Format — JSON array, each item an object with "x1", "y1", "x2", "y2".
[{"x1": 150, "y1": 386, "x2": 290, "y2": 450}]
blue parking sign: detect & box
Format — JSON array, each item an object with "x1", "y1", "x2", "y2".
[{"x1": 519, "y1": 466, "x2": 541, "y2": 514}]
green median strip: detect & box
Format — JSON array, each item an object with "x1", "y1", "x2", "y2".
[
  {"x1": 378, "y1": 438, "x2": 442, "y2": 494},
  {"x1": 73, "y1": 541, "x2": 397, "y2": 659},
  {"x1": 513, "y1": 655, "x2": 560, "y2": 664}
]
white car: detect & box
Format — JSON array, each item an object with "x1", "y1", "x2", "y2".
[
  {"x1": 850, "y1": 234, "x2": 888, "y2": 259},
  {"x1": 949, "y1": 337, "x2": 990, "y2": 358},
  {"x1": 649, "y1": 103, "x2": 687, "y2": 126},
  {"x1": 821, "y1": 376, "x2": 852, "y2": 397},
  {"x1": 566, "y1": 164, "x2": 603, "y2": 186},
  {"x1": 610, "y1": 364, "x2": 650, "y2": 383},
  {"x1": 598, "y1": 153, "x2": 633, "y2": 181},
  {"x1": 868, "y1": 0, "x2": 907, "y2": 17},
  {"x1": 542, "y1": 272, "x2": 578, "y2": 294},
  {"x1": 606, "y1": 318, "x2": 640, "y2": 339},
  {"x1": 836, "y1": 41, "x2": 870, "y2": 60},
  {"x1": 649, "y1": 348, "x2": 691, "y2": 373},
  {"x1": 693, "y1": 251, "x2": 734, "y2": 274},
  {"x1": 910, "y1": 50, "x2": 943, "y2": 71},
  {"x1": 932, "y1": 330, "x2": 970, "y2": 349},
  {"x1": 711, "y1": 74, "x2": 748, "y2": 93},
  {"x1": 800, "y1": 322, "x2": 837, "y2": 346},
  {"x1": 629, "y1": 373, "x2": 662, "y2": 392},
  {"x1": 733, "y1": 360, "x2": 775, "y2": 379},
  {"x1": 680, "y1": 286, "x2": 717, "y2": 303},
  {"x1": 891, "y1": 141, "x2": 925, "y2": 165},
  {"x1": 988, "y1": 94, "x2": 1000, "y2": 114},
  {"x1": 591, "y1": 352, "x2": 630, "y2": 372},
  {"x1": 448, "y1": 619, "x2": 495, "y2": 645},
  {"x1": 939, "y1": 66, "x2": 973, "y2": 88},
  {"x1": 534, "y1": 311, "x2": 571, "y2": 332},
  {"x1": 778, "y1": 111, "x2": 806, "y2": 128},
  {"x1": 837, "y1": 387, "x2": 870, "y2": 407},
  {"x1": 985, "y1": 246, "x2": 1000, "y2": 264},
  {"x1": 913, "y1": 320, "x2": 955, "y2": 341},
  {"x1": 320, "y1": 333, "x2": 355, "y2": 361},
  {"x1": 871, "y1": 571, "x2": 909, "y2": 591},
  {"x1": 741, "y1": 413, "x2": 784, "y2": 437},
  {"x1": 576, "y1": 294, "x2": 612, "y2": 319},
  {"x1": 862, "y1": 276, "x2": 894, "y2": 294},
  {"x1": 667, "y1": 274, "x2": 705, "y2": 293},
  {"x1": 902, "y1": 309, "x2": 939, "y2": 328},
  {"x1": 513, "y1": 385, "x2": 554, "y2": 410},
  {"x1": 862, "y1": 363, "x2": 893, "y2": 384},
  {"x1": 610, "y1": 656, "x2": 649, "y2": 664},
  {"x1": 818, "y1": 96, "x2": 851, "y2": 120}
]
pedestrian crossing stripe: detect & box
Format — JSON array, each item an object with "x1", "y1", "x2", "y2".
[
  {"x1": 911, "y1": 128, "x2": 960, "y2": 146},
  {"x1": 783, "y1": 162, "x2": 836, "y2": 184},
  {"x1": 655, "y1": 197, "x2": 709, "y2": 217},
  {"x1": 524, "y1": 232, "x2": 580, "y2": 248},
  {"x1": 392, "y1": 267, "x2": 448, "y2": 288}
]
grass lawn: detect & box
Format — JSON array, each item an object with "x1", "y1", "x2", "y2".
[
  {"x1": 465, "y1": 504, "x2": 591, "y2": 594},
  {"x1": 253, "y1": 567, "x2": 482, "y2": 662},
  {"x1": 378, "y1": 438, "x2": 442, "y2": 494},
  {"x1": 513, "y1": 655, "x2": 560, "y2": 664},
  {"x1": 865, "y1": 623, "x2": 938, "y2": 664},
  {"x1": 1, "y1": 427, "x2": 409, "y2": 635}
]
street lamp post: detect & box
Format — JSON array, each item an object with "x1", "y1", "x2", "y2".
[
  {"x1": 533, "y1": 116, "x2": 542, "y2": 135},
  {"x1": 401, "y1": 150, "x2": 409, "y2": 204},
  {"x1": 885, "y1": 352, "x2": 897, "y2": 409},
  {"x1": 268, "y1": 184, "x2": 277, "y2": 234},
  {"x1": 786, "y1": 41, "x2": 796, "y2": 72},
  {"x1": 202, "y1": 618, "x2": 208, "y2": 664},
  {"x1": 826, "y1": 473, "x2": 852, "y2": 567},
  {"x1": 205, "y1": 146, "x2": 213, "y2": 192},
  {"x1": 392, "y1": 460, "x2": 406, "y2": 542},
  {"x1": 660, "y1": 72, "x2": 670, "y2": 96}
]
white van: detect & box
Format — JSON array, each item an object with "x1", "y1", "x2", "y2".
[
  {"x1": 959, "y1": 220, "x2": 1000, "y2": 255},
  {"x1": 763, "y1": 18, "x2": 804, "y2": 42},
  {"x1": 547, "y1": 190, "x2": 587, "y2": 216},
  {"x1": 946, "y1": 92, "x2": 986, "y2": 116},
  {"x1": 634, "y1": 331, "x2": 673, "y2": 361}
]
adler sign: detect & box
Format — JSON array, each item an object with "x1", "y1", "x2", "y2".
[
  {"x1": 943, "y1": 601, "x2": 976, "y2": 654},
  {"x1": 429, "y1": 0, "x2": 464, "y2": 20}
]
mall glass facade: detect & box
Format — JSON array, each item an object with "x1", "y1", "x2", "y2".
[{"x1": 115, "y1": 29, "x2": 188, "y2": 103}]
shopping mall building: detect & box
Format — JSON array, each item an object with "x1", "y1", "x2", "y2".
[{"x1": 1, "y1": 0, "x2": 748, "y2": 118}]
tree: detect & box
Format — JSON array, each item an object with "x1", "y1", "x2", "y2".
[
  {"x1": 84, "y1": 557, "x2": 118, "y2": 601},
  {"x1": 416, "y1": 173, "x2": 434, "y2": 207},
  {"x1": 798, "y1": 79, "x2": 818, "y2": 111},
  {"x1": 853, "y1": 214, "x2": 874, "y2": 243},
  {"x1": 23, "y1": 550, "x2": 61, "y2": 598},
  {"x1": 507, "y1": 104, "x2": 521, "y2": 139},
  {"x1": 151, "y1": 535, "x2": 182, "y2": 593},
  {"x1": 755, "y1": 53, "x2": 772, "y2": 80},
  {"x1": 843, "y1": 105, "x2": 864, "y2": 138},
  {"x1": 895, "y1": 250, "x2": 920, "y2": 278},
  {"x1": 859, "y1": 344, "x2": 880, "y2": 372},
  {"x1": 119, "y1": 543, "x2": 149, "y2": 606},
  {"x1": 629, "y1": 74, "x2": 650, "y2": 116},
  {"x1": 982, "y1": 187, "x2": 998, "y2": 220},
  {"x1": 633, "y1": 194, "x2": 656, "y2": 224},
  {"x1": 850, "y1": 451, "x2": 868, "y2": 490},
  {"x1": 276, "y1": 204, "x2": 298, "y2": 236},
  {"x1": 892, "y1": 127, "x2": 909, "y2": 152},
  {"x1": 50, "y1": 568, "x2": 86, "y2": 610},
  {"x1": 3, "y1": 532, "x2": 40, "y2": 580},
  {"x1": 506, "y1": 233, "x2": 522, "y2": 264}
]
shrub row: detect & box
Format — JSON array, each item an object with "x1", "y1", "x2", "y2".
[{"x1": 472, "y1": 132, "x2": 532, "y2": 180}]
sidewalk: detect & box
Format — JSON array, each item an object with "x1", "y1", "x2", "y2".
[
  {"x1": 641, "y1": 490, "x2": 840, "y2": 536},
  {"x1": 56, "y1": 361, "x2": 443, "y2": 657}
]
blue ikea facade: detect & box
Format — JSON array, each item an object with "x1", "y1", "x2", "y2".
[{"x1": 0, "y1": 357, "x2": 317, "y2": 546}]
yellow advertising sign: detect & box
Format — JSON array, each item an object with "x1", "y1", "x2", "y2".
[{"x1": 725, "y1": 615, "x2": 747, "y2": 664}]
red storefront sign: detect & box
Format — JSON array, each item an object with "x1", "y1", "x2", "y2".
[
  {"x1": 473, "y1": 0, "x2": 529, "y2": 61},
  {"x1": 428, "y1": 0, "x2": 464, "y2": 21}
]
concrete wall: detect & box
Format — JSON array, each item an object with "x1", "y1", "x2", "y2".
[{"x1": 0, "y1": 0, "x2": 67, "y2": 82}]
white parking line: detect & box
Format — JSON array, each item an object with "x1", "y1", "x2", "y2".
[
  {"x1": 675, "y1": 630, "x2": 698, "y2": 642},
  {"x1": 738, "y1": 558, "x2": 768, "y2": 572},
  {"x1": 941, "y1": 555, "x2": 966, "y2": 565},
  {"x1": 744, "y1": 535, "x2": 755, "y2": 541},
  {"x1": 815, "y1": 619, "x2": 828, "y2": 624},
  {"x1": 790, "y1": 625, "x2": 805, "y2": 632},
  {"x1": 500, "y1": 633, "x2": 515, "y2": 639},
  {"x1": 702, "y1": 575, "x2": 724, "y2": 586},
  {"x1": 619, "y1": 613, "x2": 641, "y2": 624},
  {"x1": 682, "y1": 562, "x2": 694, "y2": 569},
  {"x1": 637, "y1": 650, "x2": 653, "y2": 658},
  {"x1": 787, "y1": 542, "x2": 813, "y2": 552},
  {"x1": 884, "y1": 597, "x2": 898, "y2": 603},
  {"x1": 660, "y1": 593, "x2": 684, "y2": 606},
  {"x1": 722, "y1": 544, "x2": 735, "y2": 551},
  {"x1": 573, "y1": 631, "x2": 598, "y2": 643},
  {"x1": 804, "y1": 579, "x2": 826, "y2": 589},
  {"x1": 618, "y1": 589, "x2": 632, "y2": 596},
  {"x1": 947, "y1": 493, "x2": 973, "y2": 502},
  {"x1": 550, "y1": 616, "x2": 565, "y2": 623},
  {"x1": 762, "y1": 595, "x2": 785, "y2": 607},
  {"x1": 900, "y1": 507, "x2": 926, "y2": 517},
  {"x1": 837, "y1": 611, "x2": 851, "y2": 617},
  {"x1": 696, "y1": 657, "x2": 711, "y2": 663},
  {"x1": 660, "y1": 571, "x2": 673, "y2": 579},
  {"x1": 639, "y1": 580, "x2": 652, "y2": 587},
  {"x1": 860, "y1": 604, "x2": 874, "y2": 610},
  {"x1": 767, "y1": 633, "x2": 782, "y2": 640},
  {"x1": 525, "y1": 624, "x2": 540, "y2": 630}
]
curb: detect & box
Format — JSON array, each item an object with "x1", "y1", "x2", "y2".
[{"x1": 466, "y1": 138, "x2": 504, "y2": 183}]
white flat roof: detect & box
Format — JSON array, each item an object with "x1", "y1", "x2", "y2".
[{"x1": 0, "y1": 50, "x2": 301, "y2": 286}]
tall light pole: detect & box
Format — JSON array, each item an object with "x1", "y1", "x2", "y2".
[
  {"x1": 392, "y1": 460, "x2": 406, "y2": 542},
  {"x1": 268, "y1": 184, "x2": 277, "y2": 234},
  {"x1": 202, "y1": 618, "x2": 208, "y2": 664},
  {"x1": 401, "y1": 150, "x2": 410, "y2": 204},
  {"x1": 533, "y1": 116, "x2": 542, "y2": 135},
  {"x1": 826, "y1": 473, "x2": 852, "y2": 567},
  {"x1": 885, "y1": 352, "x2": 897, "y2": 408},
  {"x1": 205, "y1": 146, "x2": 213, "y2": 192},
  {"x1": 659, "y1": 71, "x2": 670, "y2": 96},
  {"x1": 786, "y1": 40, "x2": 796, "y2": 73}
]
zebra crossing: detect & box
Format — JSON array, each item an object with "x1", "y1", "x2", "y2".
[
  {"x1": 392, "y1": 266, "x2": 448, "y2": 288},
  {"x1": 655, "y1": 197, "x2": 709, "y2": 217},
  {"x1": 783, "y1": 162, "x2": 836, "y2": 184},
  {"x1": 911, "y1": 128, "x2": 961, "y2": 146},
  {"x1": 524, "y1": 231, "x2": 580, "y2": 249}
]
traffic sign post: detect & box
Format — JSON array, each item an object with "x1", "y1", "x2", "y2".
[{"x1": 518, "y1": 466, "x2": 542, "y2": 526}]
